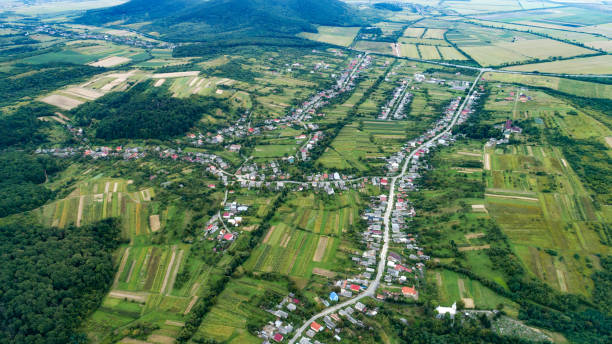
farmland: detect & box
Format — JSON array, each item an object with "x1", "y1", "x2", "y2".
[
  {"x1": 504, "y1": 55, "x2": 612, "y2": 74},
  {"x1": 243, "y1": 191, "x2": 364, "y2": 282},
  {"x1": 1, "y1": 1, "x2": 611, "y2": 343}
]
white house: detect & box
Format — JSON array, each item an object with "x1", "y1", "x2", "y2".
[{"x1": 435, "y1": 302, "x2": 457, "y2": 318}]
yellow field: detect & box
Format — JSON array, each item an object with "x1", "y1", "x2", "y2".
[
  {"x1": 504, "y1": 55, "x2": 612, "y2": 74},
  {"x1": 399, "y1": 43, "x2": 420, "y2": 58},
  {"x1": 462, "y1": 38, "x2": 595, "y2": 66},
  {"x1": 423, "y1": 28, "x2": 446, "y2": 39},
  {"x1": 438, "y1": 46, "x2": 468, "y2": 60},
  {"x1": 403, "y1": 27, "x2": 425, "y2": 38},
  {"x1": 484, "y1": 72, "x2": 612, "y2": 99},
  {"x1": 418, "y1": 45, "x2": 441, "y2": 60}
]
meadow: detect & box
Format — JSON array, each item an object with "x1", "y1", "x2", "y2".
[{"x1": 298, "y1": 25, "x2": 360, "y2": 47}]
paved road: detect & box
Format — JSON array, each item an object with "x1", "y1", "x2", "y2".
[{"x1": 287, "y1": 70, "x2": 484, "y2": 344}]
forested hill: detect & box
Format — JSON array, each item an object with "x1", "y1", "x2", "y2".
[{"x1": 77, "y1": 0, "x2": 364, "y2": 41}]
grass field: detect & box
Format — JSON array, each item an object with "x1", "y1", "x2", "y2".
[
  {"x1": 354, "y1": 40, "x2": 394, "y2": 54},
  {"x1": 298, "y1": 26, "x2": 360, "y2": 47},
  {"x1": 432, "y1": 269, "x2": 518, "y2": 314}
]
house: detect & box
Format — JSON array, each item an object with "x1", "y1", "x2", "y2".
[
  {"x1": 223, "y1": 233, "x2": 234, "y2": 241},
  {"x1": 349, "y1": 284, "x2": 361, "y2": 292},
  {"x1": 228, "y1": 144, "x2": 241, "y2": 152},
  {"x1": 287, "y1": 303, "x2": 296, "y2": 311},
  {"x1": 355, "y1": 302, "x2": 366, "y2": 312},
  {"x1": 329, "y1": 292, "x2": 338, "y2": 302},
  {"x1": 310, "y1": 321, "x2": 323, "y2": 332},
  {"x1": 435, "y1": 302, "x2": 457, "y2": 318},
  {"x1": 402, "y1": 286, "x2": 418, "y2": 299},
  {"x1": 273, "y1": 333, "x2": 284, "y2": 342}
]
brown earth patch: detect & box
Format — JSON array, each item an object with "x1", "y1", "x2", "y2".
[
  {"x1": 462, "y1": 297, "x2": 475, "y2": 309},
  {"x1": 312, "y1": 267, "x2": 337, "y2": 278},
  {"x1": 149, "y1": 215, "x2": 161, "y2": 232},
  {"x1": 465, "y1": 232, "x2": 485, "y2": 239},
  {"x1": 109, "y1": 291, "x2": 147, "y2": 303},
  {"x1": 262, "y1": 225, "x2": 276, "y2": 244},
  {"x1": 313, "y1": 236, "x2": 329, "y2": 262},
  {"x1": 41, "y1": 94, "x2": 83, "y2": 110},
  {"x1": 184, "y1": 296, "x2": 198, "y2": 315},
  {"x1": 119, "y1": 338, "x2": 151, "y2": 344},
  {"x1": 147, "y1": 334, "x2": 175, "y2": 344},
  {"x1": 458, "y1": 245, "x2": 491, "y2": 251},
  {"x1": 164, "y1": 320, "x2": 185, "y2": 327}
]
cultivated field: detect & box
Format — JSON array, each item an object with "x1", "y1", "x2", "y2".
[
  {"x1": 504, "y1": 55, "x2": 612, "y2": 74},
  {"x1": 244, "y1": 191, "x2": 362, "y2": 279}
]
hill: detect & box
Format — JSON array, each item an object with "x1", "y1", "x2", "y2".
[{"x1": 78, "y1": 0, "x2": 364, "y2": 42}]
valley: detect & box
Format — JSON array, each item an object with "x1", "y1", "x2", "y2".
[{"x1": 0, "y1": 1, "x2": 611, "y2": 344}]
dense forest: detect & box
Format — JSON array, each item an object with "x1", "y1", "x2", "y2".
[
  {"x1": 72, "y1": 83, "x2": 228, "y2": 140},
  {"x1": 0, "y1": 103, "x2": 53, "y2": 149},
  {"x1": 79, "y1": 0, "x2": 363, "y2": 42},
  {"x1": 0, "y1": 218, "x2": 122, "y2": 344},
  {"x1": 0, "y1": 152, "x2": 62, "y2": 217}
]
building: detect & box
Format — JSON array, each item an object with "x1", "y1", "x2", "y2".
[
  {"x1": 310, "y1": 321, "x2": 323, "y2": 332},
  {"x1": 401, "y1": 286, "x2": 418, "y2": 299},
  {"x1": 435, "y1": 302, "x2": 457, "y2": 318}
]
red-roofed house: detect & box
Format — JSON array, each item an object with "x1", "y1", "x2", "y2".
[
  {"x1": 273, "y1": 333, "x2": 284, "y2": 342},
  {"x1": 402, "y1": 286, "x2": 418, "y2": 299},
  {"x1": 223, "y1": 233, "x2": 234, "y2": 241},
  {"x1": 350, "y1": 284, "x2": 360, "y2": 292},
  {"x1": 310, "y1": 321, "x2": 323, "y2": 332}
]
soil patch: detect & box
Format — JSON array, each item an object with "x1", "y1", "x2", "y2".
[
  {"x1": 149, "y1": 215, "x2": 161, "y2": 232},
  {"x1": 89, "y1": 56, "x2": 131, "y2": 67},
  {"x1": 312, "y1": 268, "x2": 337, "y2": 278},
  {"x1": 41, "y1": 94, "x2": 83, "y2": 110},
  {"x1": 313, "y1": 236, "x2": 329, "y2": 262},
  {"x1": 458, "y1": 245, "x2": 491, "y2": 251},
  {"x1": 109, "y1": 290, "x2": 147, "y2": 303},
  {"x1": 262, "y1": 225, "x2": 276, "y2": 244}
]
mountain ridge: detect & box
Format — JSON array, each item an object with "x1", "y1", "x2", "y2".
[{"x1": 77, "y1": 0, "x2": 364, "y2": 42}]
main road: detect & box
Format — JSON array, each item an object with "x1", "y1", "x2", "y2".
[{"x1": 288, "y1": 70, "x2": 484, "y2": 343}]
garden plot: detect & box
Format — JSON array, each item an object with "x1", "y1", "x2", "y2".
[{"x1": 244, "y1": 192, "x2": 361, "y2": 278}]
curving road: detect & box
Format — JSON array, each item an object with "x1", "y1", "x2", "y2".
[{"x1": 287, "y1": 70, "x2": 484, "y2": 343}]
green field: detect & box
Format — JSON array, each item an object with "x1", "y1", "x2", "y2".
[
  {"x1": 433, "y1": 269, "x2": 518, "y2": 315},
  {"x1": 195, "y1": 277, "x2": 290, "y2": 343},
  {"x1": 244, "y1": 191, "x2": 362, "y2": 281},
  {"x1": 299, "y1": 25, "x2": 360, "y2": 47}
]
